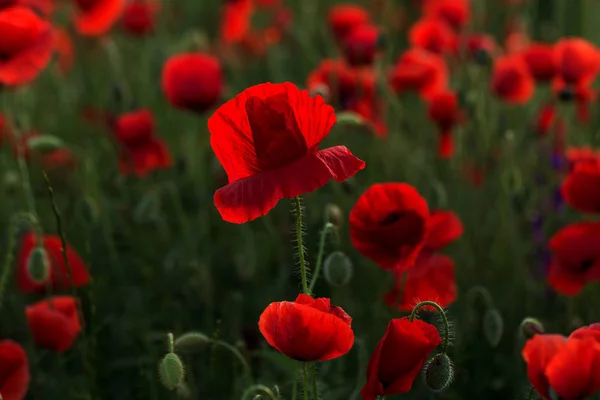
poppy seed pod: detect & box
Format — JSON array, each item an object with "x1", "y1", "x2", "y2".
[
  {"x1": 520, "y1": 318, "x2": 545, "y2": 339},
  {"x1": 483, "y1": 308, "x2": 504, "y2": 347},
  {"x1": 159, "y1": 353, "x2": 185, "y2": 391},
  {"x1": 26, "y1": 246, "x2": 50, "y2": 283},
  {"x1": 324, "y1": 203, "x2": 344, "y2": 229},
  {"x1": 323, "y1": 251, "x2": 354, "y2": 287},
  {"x1": 423, "y1": 353, "x2": 454, "y2": 392}
]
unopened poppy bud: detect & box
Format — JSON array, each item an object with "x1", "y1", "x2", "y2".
[
  {"x1": 26, "y1": 246, "x2": 50, "y2": 283},
  {"x1": 174, "y1": 332, "x2": 210, "y2": 354},
  {"x1": 324, "y1": 203, "x2": 344, "y2": 229},
  {"x1": 4, "y1": 171, "x2": 21, "y2": 194},
  {"x1": 483, "y1": 308, "x2": 504, "y2": 347},
  {"x1": 27, "y1": 134, "x2": 64, "y2": 153},
  {"x1": 323, "y1": 251, "x2": 353, "y2": 287},
  {"x1": 519, "y1": 317, "x2": 544, "y2": 339},
  {"x1": 423, "y1": 353, "x2": 454, "y2": 392},
  {"x1": 159, "y1": 352, "x2": 185, "y2": 391}
]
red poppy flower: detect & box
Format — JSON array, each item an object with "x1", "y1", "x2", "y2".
[
  {"x1": 0, "y1": 6, "x2": 53, "y2": 87},
  {"x1": 548, "y1": 221, "x2": 600, "y2": 295},
  {"x1": 504, "y1": 31, "x2": 531, "y2": 55},
  {"x1": 361, "y1": 318, "x2": 441, "y2": 399},
  {"x1": 491, "y1": 55, "x2": 535, "y2": 104},
  {"x1": 342, "y1": 24, "x2": 382, "y2": 66},
  {"x1": 570, "y1": 323, "x2": 600, "y2": 343},
  {"x1": 349, "y1": 183, "x2": 429, "y2": 271},
  {"x1": 114, "y1": 109, "x2": 172, "y2": 177},
  {"x1": 560, "y1": 160, "x2": 600, "y2": 214},
  {"x1": 464, "y1": 33, "x2": 497, "y2": 60},
  {"x1": 121, "y1": 0, "x2": 158, "y2": 36},
  {"x1": 521, "y1": 43, "x2": 555, "y2": 82},
  {"x1": 426, "y1": 90, "x2": 463, "y2": 159},
  {"x1": 424, "y1": 210, "x2": 463, "y2": 251},
  {"x1": 390, "y1": 48, "x2": 449, "y2": 100},
  {"x1": 0, "y1": 340, "x2": 29, "y2": 400},
  {"x1": 553, "y1": 38, "x2": 599, "y2": 87},
  {"x1": 208, "y1": 82, "x2": 365, "y2": 224},
  {"x1": 220, "y1": 0, "x2": 253, "y2": 44},
  {"x1": 73, "y1": 0, "x2": 125, "y2": 36},
  {"x1": 258, "y1": 294, "x2": 354, "y2": 361},
  {"x1": 26, "y1": 296, "x2": 82, "y2": 352},
  {"x1": 162, "y1": 53, "x2": 224, "y2": 114},
  {"x1": 409, "y1": 18, "x2": 457, "y2": 55},
  {"x1": 327, "y1": 3, "x2": 371, "y2": 42},
  {"x1": 565, "y1": 146, "x2": 600, "y2": 170},
  {"x1": 422, "y1": 0, "x2": 470, "y2": 31},
  {"x1": 522, "y1": 334, "x2": 569, "y2": 400},
  {"x1": 17, "y1": 232, "x2": 90, "y2": 293}
]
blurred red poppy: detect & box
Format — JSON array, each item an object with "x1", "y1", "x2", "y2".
[
  {"x1": 361, "y1": 318, "x2": 441, "y2": 399},
  {"x1": 561, "y1": 160, "x2": 600, "y2": 214},
  {"x1": 426, "y1": 90, "x2": 463, "y2": 159},
  {"x1": 121, "y1": 0, "x2": 158, "y2": 36},
  {"x1": 548, "y1": 221, "x2": 600, "y2": 295},
  {"x1": 162, "y1": 53, "x2": 224, "y2": 114},
  {"x1": 553, "y1": 38, "x2": 599, "y2": 88},
  {"x1": 17, "y1": 232, "x2": 90, "y2": 293},
  {"x1": 26, "y1": 296, "x2": 82, "y2": 352},
  {"x1": 409, "y1": 18, "x2": 457, "y2": 55},
  {"x1": 422, "y1": 0, "x2": 470, "y2": 31},
  {"x1": 534, "y1": 102, "x2": 563, "y2": 136},
  {"x1": 390, "y1": 48, "x2": 449, "y2": 100},
  {"x1": 0, "y1": 340, "x2": 29, "y2": 400},
  {"x1": 565, "y1": 146, "x2": 600, "y2": 170},
  {"x1": 342, "y1": 24, "x2": 382, "y2": 66},
  {"x1": 521, "y1": 43, "x2": 555, "y2": 82},
  {"x1": 258, "y1": 294, "x2": 354, "y2": 361},
  {"x1": 114, "y1": 109, "x2": 172, "y2": 177},
  {"x1": 73, "y1": 0, "x2": 125, "y2": 36},
  {"x1": 327, "y1": 3, "x2": 371, "y2": 42},
  {"x1": 220, "y1": 0, "x2": 253, "y2": 44},
  {"x1": 464, "y1": 33, "x2": 497, "y2": 61},
  {"x1": 208, "y1": 82, "x2": 365, "y2": 224},
  {"x1": 0, "y1": 6, "x2": 54, "y2": 87},
  {"x1": 349, "y1": 183, "x2": 429, "y2": 271},
  {"x1": 491, "y1": 55, "x2": 535, "y2": 104}
]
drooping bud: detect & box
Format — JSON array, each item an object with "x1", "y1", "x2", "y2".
[
  {"x1": 323, "y1": 251, "x2": 353, "y2": 287},
  {"x1": 519, "y1": 317, "x2": 544, "y2": 339},
  {"x1": 423, "y1": 353, "x2": 454, "y2": 392},
  {"x1": 26, "y1": 246, "x2": 50, "y2": 283},
  {"x1": 159, "y1": 352, "x2": 185, "y2": 391},
  {"x1": 324, "y1": 203, "x2": 344, "y2": 229},
  {"x1": 174, "y1": 332, "x2": 210, "y2": 354},
  {"x1": 483, "y1": 308, "x2": 504, "y2": 347}
]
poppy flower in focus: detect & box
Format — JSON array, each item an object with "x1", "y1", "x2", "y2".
[
  {"x1": 121, "y1": 0, "x2": 158, "y2": 36},
  {"x1": 17, "y1": 232, "x2": 90, "y2": 294},
  {"x1": 521, "y1": 43, "x2": 555, "y2": 82},
  {"x1": 342, "y1": 24, "x2": 382, "y2": 66},
  {"x1": 0, "y1": 6, "x2": 54, "y2": 87},
  {"x1": 208, "y1": 82, "x2": 365, "y2": 224},
  {"x1": 162, "y1": 53, "x2": 224, "y2": 114},
  {"x1": 561, "y1": 160, "x2": 600, "y2": 214},
  {"x1": 409, "y1": 18, "x2": 457, "y2": 55},
  {"x1": 258, "y1": 294, "x2": 354, "y2": 361},
  {"x1": 349, "y1": 183, "x2": 429, "y2": 271},
  {"x1": 72, "y1": 0, "x2": 125, "y2": 36},
  {"x1": 422, "y1": 0, "x2": 470, "y2": 31},
  {"x1": 0, "y1": 340, "x2": 30, "y2": 400},
  {"x1": 26, "y1": 296, "x2": 82, "y2": 352},
  {"x1": 361, "y1": 318, "x2": 441, "y2": 399},
  {"x1": 220, "y1": 0, "x2": 253, "y2": 44},
  {"x1": 390, "y1": 48, "x2": 449, "y2": 100},
  {"x1": 114, "y1": 109, "x2": 172, "y2": 177},
  {"x1": 548, "y1": 221, "x2": 600, "y2": 295},
  {"x1": 426, "y1": 90, "x2": 463, "y2": 159},
  {"x1": 553, "y1": 38, "x2": 599, "y2": 88},
  {"x1": 570, "y1": 323, "x2": 600, "y2": 342},
  {"x1": 327, "y1": 3, "x2": 371, "y2": 42},
  {"x1": 491, "y1": 55, "x2": 535, "y2": 104}
]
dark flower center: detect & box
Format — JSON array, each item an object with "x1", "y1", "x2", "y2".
[
  {"x1": 579, "y1": 259, "x2": 595, "y2": 272},
  {"x1": 75, "y1": 0, "x2": 100, "y2": 12},
  {"x1": 379, "y1": 211, "x2": 405, "y2": 226}
]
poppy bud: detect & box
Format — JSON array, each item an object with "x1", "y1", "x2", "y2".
[
  {"x1": 27, "y1": 135, "x2": 64, "y2": 153},
  {"x1": 422, "y1": 353, "x2": 454, "y2": 392},
  {"x1": 3, "y1": 171, "x2": 21, "y2": 194},
  {"x1": 519, "y1": 317, "x2": 545, "y2": 339},
  {"x1": 323, "y1": 251, "x2": 353, "y2": 287},
  {"x1": 483, "y1": 308, "x2": 504, "y2": 347},
  {"x1": 26, "y1": 246, "x2": 50, "y2": 284},
  {"x1": 324, "y1": 203, "x2": 343, "y2": 229},
  {"x1": 174, "y1": 332, "x2": 210, "y2": 354},
  {"x1": 159, "y1": 352, "x2": 185, "y2": 391}
]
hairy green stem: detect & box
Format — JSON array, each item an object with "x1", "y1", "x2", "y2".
[
  {"x1": 241, "y1": 384, "x2": 278, "y2": 400},
  {"x1": 308, "y1": 222, "x2": 335, "y2": 293},
  {"x1": 409, "y1": 301, "x2": 450, "y2": 353},
  {"x1": 302, "y1": 363, "x2": 310, "y2": 400},
  {"x1": 294, "y1": 197, "x2": 309, "y2": 294}
]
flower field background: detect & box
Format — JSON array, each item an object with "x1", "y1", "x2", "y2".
[{"x1": 1, "y1": 0, "x2": 600, "y2": 399}]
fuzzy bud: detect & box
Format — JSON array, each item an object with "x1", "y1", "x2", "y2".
[
  {"x1": 159, "y1": 352, "x2": 185, "y2": 391},
  {"x1": 483, "y1": 308, "x2": 504, "y2": 347},
  {"x1": 423, "y1": 353, "x2": 454, "y2": 392},
  {"x1": 26, "y1": 246, "x2": 50, "y2": 283},
  {"x1": 520, "y1": 317, "x2": 545, "y2": 339},
  {"x1": 323, "y1": 251, "x2": 353, "y2": 287},
  {"x1": 324, "y1": 203, "x2": 344, "y2": 229},
  {"x1": 174, "y1": 332, "x2": 210, "y2": 354}
]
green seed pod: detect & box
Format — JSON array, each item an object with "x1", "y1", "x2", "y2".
[
  {"x1": 159, "y1": 353, "x2": 185, "y2": 391},
  {"x1": 323, "y1": 251, "x2": 353, "y2": 287},
  {"x1": 174, "y1": 332, "x2": 210, "y2": 354},
  {"x1": 423, "y1": 353, "x2": 454, "y2": 392},
  {"x1": 483, "y1": 308, "x2": 504, "y2": 347},
  {"x1": 520, "y1": 318, "x2": 545, "y2": 340},
  {"x1": 26, "y1": 246, "x2": 50, "y2": 283},
  {"x1": 324, "y1": 203, "x2": 344, "y2": 229}
]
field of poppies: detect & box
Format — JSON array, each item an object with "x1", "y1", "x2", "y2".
[{"x1": 2, "y1": 0, "x2": 600, "y2": 399}]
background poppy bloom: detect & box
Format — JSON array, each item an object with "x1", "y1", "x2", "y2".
[
  {"x1": 426, "y1": 90, "x2": 463, "y2": 158},
  {"x1": 73, "y1": 0, "x2": 125, "y2": 36},
  {"x1": 409, "y1": 18, "x2": 457, "y2": 55},
  {"x1": 0, "y1": 340, "x2": 30, "y2": 400},
  {"x1": 17, "y1": 232, "x2": 90, "y2": 293},
  {"x1": 422, "y1": 0, "x2": 471, "y2": 31},
  {"x1": 561, "y1": 161, "x2": 600, "y2": 213},
  {"x1": 220, "y1": 0, "x2": 254, "y2": 44},
  {"x1": 491, "y1": 55, "x2": 535, "y2": 104},
  {"x1": 26, "y1": 296, "x2": 82, "y2": 352},
  {"x1": 390, "y1": 49, "x2": 449, "y2": 100},
  {"x1": 162, "y1": 53, "x2": 224, "y2": 114},
  {"x1": 327, "y1": 3, "x2": 371, "y2": 42},
  {"x1": 121, "y1": 0, "x2": 158, "y2": 36},
  {"x1": 0, "y1": 6, "x2": 54, "y2": 86},
  {"x1": 464, "y1": 33, "x2": 497, "y2": 61},
  {"x1": 258, "y1": 294, "x2": 354, "y2": 361},
  {"x1": 342, "y1": 24, "x2": 382, "y2": 66},
  {"x1": 349, "y1": 183, "x2": 429, "y2": 271},
  {"x1": 521, "y1": 43, "x2": 556, "y2": 82},
  {"x1": 208, "y1": 82, "x2": 365, "y2": 224},
  {"x1": 553, "y1": 38, "x2": 599, "y2": 87},
  {"x1": 361, "y1": 318, "x2": 441, "y2": 399}
]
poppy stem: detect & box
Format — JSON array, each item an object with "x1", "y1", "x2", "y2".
[
  {"x1": 167, "y1": 332, "x2": 174, "y2": 353},
  {"x1": 409, "y1": 301, "x2": 450, "y2": 353},
  {"x1": 310, "y1": 362, "x2": 318, "y2": 400},
  {"x1": 466, "y1": 285, "x2": 495, "y2": 310},
  {"x1": 302, "y1": 362, "x2": 310, "y2": 400},
  {"x1": 308, "y1": 222, "x2": 335, "y2": 293},
  {"x1": 211, "y1": 339, "x2": 253, "y2": 384},
  {"x1": 293, "y1": 197, "x2": 310, "y2": 295}
]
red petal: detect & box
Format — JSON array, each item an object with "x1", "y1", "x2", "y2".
[
  {"x1": 522, "y1": 334, "x2": 567, "y2": 399},
  {"x1": 0, "y1": 340, "x2": 29, "y2": 400},
  {"x1": 425, "y1": 210, "x2": 464, "y2": 251},
  {"x1": 74, "y1": 0, "x2": 125, "y2": 36}
]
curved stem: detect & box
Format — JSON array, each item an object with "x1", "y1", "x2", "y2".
[
  {"x1": 294, "y1": 197, "x2": 309, "y2": 294},
  {"x1": 409, "y1": 301, "x2": 450, "y2": 353},
  {"x1": 302, "y1": 363, "x2": 309, "y2": 400},
  {"x1": 241, "y1": 384, "x2": 278, "y2": 400},
  {"x1": 466, "y1": 285, "x2": 495, "y2": 310},
  {"x1": 211, "y1": 339, "x2": 252, "y2": 383},
  {"x1": 308, "y1": 223, "x2": 335, "y2": 293}
]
